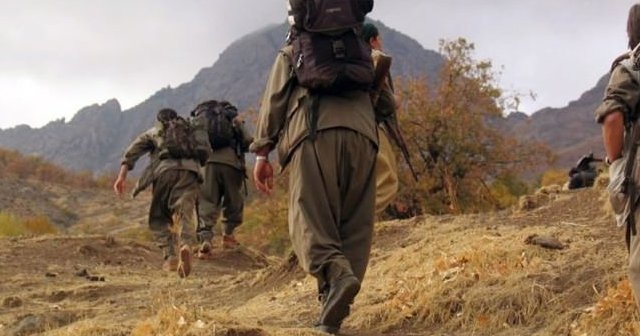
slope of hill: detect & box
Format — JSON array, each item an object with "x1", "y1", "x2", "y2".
[
  {"x1": 0, "y1": 21, "x2": 443, "y2": 174},
  {"x1": 502, "y1": 75, "x2": 609, "y2": 169},
  {"x1": 1, "y1": 182, "x2": 636, "y2": 336}
]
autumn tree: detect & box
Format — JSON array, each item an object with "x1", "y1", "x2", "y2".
[{"x1": 395, "y1": 38, "x2": 553, "y2": 214}]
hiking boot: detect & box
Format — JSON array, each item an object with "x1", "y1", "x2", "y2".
[
  {"x1": 177, "y1": 244, "x2": 192, "y2": 278},
  {"x1": 222, "y1": 234, "x2": 240, "y2": 249},
  {"x1": 162, "y1": 256, "x2": 179, "y2": 272},
  {"x1": 317, "y1": 275, "x2": 360, "y2": 333},
  {"x1": 197, "y1": 241, "x2": 213, "y2": 260}
]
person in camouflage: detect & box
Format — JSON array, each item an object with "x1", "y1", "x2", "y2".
[
  {"x1": 191, "y1": 100, "x2": 253, "y2": 256},
  {"x1": 113, "y1": 108, "x2": 207, "y2": 278},
  {"x1": 251, "y1": 33, "x2": 378, "y2": 336},
  {"x1": 597, "y1": 3, "x2": 640, "y2": 310}
]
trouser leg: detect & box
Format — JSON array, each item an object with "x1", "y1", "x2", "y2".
[
  {"x1": 220, "y1": 165, "x2": 245, "y2": 235},
  {"x1": 197, "y1": 163, "x2": 222, "y2": 242}
]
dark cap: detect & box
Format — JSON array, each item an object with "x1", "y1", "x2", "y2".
[{"x1": 361, "y1": 22, "x2": 379, "y2": 43}]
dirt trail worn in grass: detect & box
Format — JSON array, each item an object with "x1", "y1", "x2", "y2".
[{"x1": 0, "y1": 185, "x2": 639, "y2": 335}]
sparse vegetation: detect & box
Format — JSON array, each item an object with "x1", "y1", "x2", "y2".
[
  {"x1": 540, "y1": 168, "x2": 569, "y2": 187},
  {"x1": 395, "y1": 38, "x2": 553, "y2": 215},
  {"x1": 0, "y1": 148, "x2": 114, "y2": 189},
  {"x1": 0, "y1": 211, "x2": 57, "y2": 237}
]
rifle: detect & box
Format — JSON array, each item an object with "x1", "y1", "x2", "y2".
[
  {"x1": 371, "y1": 53, "x2": 419, "y2": 181},
  {"x1": 622, "y1": 121, "x2": 640, "y2": 250}
]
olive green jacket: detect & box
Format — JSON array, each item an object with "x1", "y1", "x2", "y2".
[
  {"x1": 595, "y1": 53, "x2": 640, "y2": 123},
  {"x1": 250, "y1": 45, "x2": 378, "y2": 167}
]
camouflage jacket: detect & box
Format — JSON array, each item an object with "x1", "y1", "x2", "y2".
[{"x1": 121, "y1": 121, "x2": 203, "y2": 197}]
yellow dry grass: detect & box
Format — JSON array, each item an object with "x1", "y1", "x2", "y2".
[{"x1": 2, "y1": 185, "x2": 638, "y2": 336}]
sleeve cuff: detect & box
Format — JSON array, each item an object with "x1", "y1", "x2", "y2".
[
  {"x1": 121, "y1": 161, "x2": 135, "y2": 171},
  {"x1": 249, "y1": 139, "x2": 274, "y2": 153}
]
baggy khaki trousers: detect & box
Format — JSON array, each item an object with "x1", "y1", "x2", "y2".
[{"x1": 287, "y1": 128, "x2": 377, "y2": 291}]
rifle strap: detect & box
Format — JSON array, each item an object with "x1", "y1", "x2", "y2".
[
  {"x1": 624, "y1": 121, "x2": 640, "y2": 251},
  {"x1": 307, "y1": 94, "x2": 320, "y2": 141}
]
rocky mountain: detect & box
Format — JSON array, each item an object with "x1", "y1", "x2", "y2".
[
  {"x1": 0, "y1": 21, "x2": 443, "y2": 173},
  {"x1": 501, "y1": 75, "x2": 609, "y2": 169}
]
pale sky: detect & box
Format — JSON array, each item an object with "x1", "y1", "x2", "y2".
[{"x1": 0, "y1": 0, "x2": 635, "y2": 129}]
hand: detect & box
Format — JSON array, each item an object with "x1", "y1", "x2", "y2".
[
  {"x1": 254, "y1": 160, "x2": 274, "y2": 195},
  {"x1": 113, "y1": 165, "x2": 128, "y2": 196},
  {"x1": 113, "y1": 177, "x2": 126, "y2": 196}
]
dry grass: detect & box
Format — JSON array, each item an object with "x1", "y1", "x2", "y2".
[
  {"x1": 0, "y1": 211, "x2": 57, "y2": 237},
  {"x1": 571, "y1": 280, "x2": 640, "y2": 336},
  {"x1": 3, "y1": 185, "x2": 638, "y2": 336}
]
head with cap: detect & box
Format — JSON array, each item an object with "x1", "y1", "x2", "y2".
[
  {"x1": 157, "y1": 108, "x2": 178, "y2": 123},
  {"x1": 628, "y1": 3, "x2": 640, "y2": 49},
  {"x1": 361, "y1": 22, "x2": 382, "y2": 50}
]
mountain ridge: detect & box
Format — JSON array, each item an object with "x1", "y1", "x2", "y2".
[{"x1": 0, "y1": 20, "x2": 443, "y2": 173}]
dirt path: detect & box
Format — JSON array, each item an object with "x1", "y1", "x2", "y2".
[{"x1": 0, "y1": 236, "x2": 278, "y2": 336}]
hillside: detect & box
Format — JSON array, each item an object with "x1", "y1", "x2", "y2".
[
  {"x1": 502, "y1": 75, "x2": 609, "y2": 169},
  {"x1": 0, "y1": 21, "x2": 443, "y2": 174},
  {"x1": 1, "y1": 177, "x2": 637, "y2": 335}
]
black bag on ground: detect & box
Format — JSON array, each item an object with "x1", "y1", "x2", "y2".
[{"x1": 287, "y1": 0, "x2": 375, "y2": 93}]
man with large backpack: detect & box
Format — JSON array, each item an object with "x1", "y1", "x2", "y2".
[
  {"x1": 190, "y1": 100, "x2": 253, "y2": 256},
  {"x1": 113, "y1": 108, "x2": 208, "y2": 278},
  {"x1": 252, "y1": 1, "x2": 377, "y2": 334},
  {"x1": 598, "y1": 3, "x2": 640, "y2": 311}
]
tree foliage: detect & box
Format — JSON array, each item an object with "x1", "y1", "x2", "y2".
[{"x1": 394, "y1": 38, "x2": 553, "y2": 214}]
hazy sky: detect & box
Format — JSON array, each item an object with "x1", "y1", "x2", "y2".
[{"x1": 0, "y1": 0, "x2": 636, "y2": 129}]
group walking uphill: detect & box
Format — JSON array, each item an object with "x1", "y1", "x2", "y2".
[
  {"x1": 111, "y1": 0, "x2": 406, "y2": 334},
  {"x1": 106, "y1": 1, "x2": 640, "y2": 334},
  {"x1": 113, "y1": 101, "x2": 251, "y2": 277}
]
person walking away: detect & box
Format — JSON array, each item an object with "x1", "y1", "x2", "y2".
[
  {"x1": 361, "y1": 22, "x2": 401, "y2": 214},
  {"x1": 191, "y1": 100, "x2": 253, "y2": 257},
  {"x1": 252, "y1": 0, "x2": 377, "y2": 334},
  {"x1": 113, "y1": 108, "x2": 208, "y2": 278}
]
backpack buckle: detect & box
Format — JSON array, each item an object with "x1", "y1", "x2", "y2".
[{"x1": 332, "y1": 39, "x2": 346, "y2": 59}]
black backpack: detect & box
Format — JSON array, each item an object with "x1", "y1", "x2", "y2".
[
  {"x1": 287, "y1": 0, "x2": 375, "y2": 93},
  {"x1": 158, "y1": 116, "x2": 201, "y2": 160},
  {"x1": 192, "y1": 101, "x2": 238, "y2": 150}
]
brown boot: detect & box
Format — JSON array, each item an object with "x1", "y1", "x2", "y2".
[
  {"x1": 177, "y1": 244, "x2": 192, "y2": 278},
  {"x1": 222, "y1": 234, "x2": 240, "y2": 250},
  {"x1": 162, "y1": 256, "x2": 179, "y2": 272},
  {"x1": 197, "y1": 241, "x2": 213, "y2": 260}
]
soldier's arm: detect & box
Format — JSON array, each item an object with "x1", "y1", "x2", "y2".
[
  {"x1": 251, "y1": 50, "x2": 295, "y2": 194},
  {"x1": 602, "y1": 111, "x2": 625, "y2": 162},
  {"x1": 249, "y1": 49, "x2": 295, "y2": 155},
  {"x1": 121, "y1": 129, "x2": 156, "y2": 171},
  {"x1": 596, "y1": 65, "x2": 640, "y2": 162}
]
